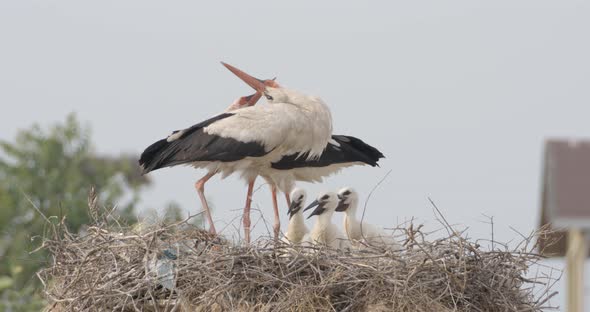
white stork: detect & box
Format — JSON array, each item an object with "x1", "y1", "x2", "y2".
[
  {"x1": 139, "y1": 92, "x2": 262, "y2": 234},
  {"x1": 220, "y1": 66, "x2": 386, "y2": 243},
  {"x1": 335, "y1": 187, "x2": 401, "y2": 249},
  {"x1": 282, "y1": 188, "x2": 309, "y2": 244},
  {"x1": 304, "y1": 191, "x2": 350, "y2": 249},
  {"x1": 140, "y1": 63, "x2": 334, "y2": 244}
]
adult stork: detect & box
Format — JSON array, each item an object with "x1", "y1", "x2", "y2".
[
  {"x1": 139, "y1": 92, "x2": 263, "y2": 234},
  {"x1": 222, "y1": 64, "x2": 387, "y2": 243},
  {"x1": 141, "y1": 63, "x2": 334, "y2": 244}
]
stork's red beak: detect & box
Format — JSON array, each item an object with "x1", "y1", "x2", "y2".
[
  {"x1": 240, "y1": 92, "x2": 263, "y2": 107},
  {"x1": 221, "y1": 62, "x2": 279, "y2": 92}
]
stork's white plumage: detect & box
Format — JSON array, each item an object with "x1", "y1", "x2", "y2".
[
  {"x1": 205, "y1": 92, "x2": 332, "y2": 162},
  {"x1": 304, "y1": 192, "x2": 350, "y2": 249},
  {"x1": 336, "y1": 187, "x2": 401, "y2": 250},
  {"x1": 282, "y1": 188, "x2": 309, "y2": 244}
]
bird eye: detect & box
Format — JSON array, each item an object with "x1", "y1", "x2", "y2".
[{"x1": 265, "y1": 94, "x2": 273, "y2": 100}]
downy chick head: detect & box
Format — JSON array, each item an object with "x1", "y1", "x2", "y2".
[
  {"x1": 335, "y1": 187, "x2": 358, "y2": 212},
  {"x1": 288, "y1": 188, "x2": 307, "y2": 219},
  {"x1": 304, "y1": 191, "x2": 339, "y2": 219}
]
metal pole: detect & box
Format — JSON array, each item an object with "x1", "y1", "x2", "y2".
[{"x1": 566, "y1": 228, "x2": 586, "y2": 312}]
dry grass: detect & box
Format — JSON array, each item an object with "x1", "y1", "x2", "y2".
[{"x1": 37, "y1": 192, "x2": 560, "y2": 311}]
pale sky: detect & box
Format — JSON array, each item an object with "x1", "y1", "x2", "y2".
[{"x1": 1, "y1": 1, "x2": 589, "y2": 309}]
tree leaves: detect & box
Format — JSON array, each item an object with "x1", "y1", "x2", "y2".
[{"x1": 0, "y1": 113, "x2": 151, "y2": 302}]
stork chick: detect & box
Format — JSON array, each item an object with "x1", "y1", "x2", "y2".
[
  {"x1": 283, "y1": 188, "x2": 309, "y2": 244},
  {"x1": 336, "y1": 187, "x2": 400, "y2": 249},
  {"x1": 304, "y1": 192, "x2": 350, "y2": 249}
]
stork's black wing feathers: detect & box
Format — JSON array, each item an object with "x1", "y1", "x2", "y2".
[
  {"x1": 271, "y1": 135, "x2": 384, "y2": 170},
  {"x1": 139, "y1": 113, "x2": 268, "y2": 174}
]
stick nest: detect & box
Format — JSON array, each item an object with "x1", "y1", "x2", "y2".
[{"x1": 38, "y1": 195, "x2": 560, "y2": 311}]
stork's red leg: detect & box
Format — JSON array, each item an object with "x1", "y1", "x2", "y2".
[
  {"x1": 195, "y1": 172, "x2": 217, "y2": 234},
  {"x1": 271, "y1": 184, "x2": 281, "y2": 241},
  {"x1": 243, "y1": 177, "x2": 256, "y2": 244}
]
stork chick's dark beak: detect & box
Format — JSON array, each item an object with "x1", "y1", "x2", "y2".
[
  {"x1": 287, "y1": 200, "x2": 300, "y2": 220},
  {"x1": 303, "y1": 199, "x2": 319, "y2": 212},
  {"x1": 335, "y1": 200, "x2": 350, "y2": 212},
  {"x1": 221, "y1": 62, "x2": 279, "y2": 92},
  {"x1": 304, "y1": 199, "x2": 326, "y2": 219}
]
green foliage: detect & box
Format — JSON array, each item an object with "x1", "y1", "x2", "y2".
[
  {"x1": 0, "y1": 114, "x2": 151, "y2": 307},
  {"x1": 0, "y1": 284, "x2": 45, "y2": 312}
]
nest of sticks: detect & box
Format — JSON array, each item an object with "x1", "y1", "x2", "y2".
[{"x1": 38, "y1": 194, "x2": 560, "y2": 312}]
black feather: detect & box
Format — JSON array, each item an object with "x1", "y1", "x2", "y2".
[
  {"x1": 139, "y1": 113, "x2": 269, "y2": 174},
  {"x1": 271, "y1": 135, "x2": 384, "y2": 170}
]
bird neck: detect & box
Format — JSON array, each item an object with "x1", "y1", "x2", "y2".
[
  {"x1": 270, "y1": 89, "x2": 333, "y2": 160},
  {"x1": 344, "y1": 197, "x2": 359, "y2": 220},
  {"x1": 290, "y1": 211, "x2": 305, "y2": 226},
  {"x1": 315, "y1": 210, "x2": 334, "y2": 229},
  {"x1": 280, "y1": 89, "x2": 311, "y2": 104}
]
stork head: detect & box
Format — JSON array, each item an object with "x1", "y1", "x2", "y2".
[
  {"x1": 225, "y1": 92, "x2": 262, "y2": 112},
  {"x1": 335, "y1": 187, "x2": 357, "y2": 212},
  {"x1": 288, "y1": 188, "x2": 307, "y2": 219},
  {"x1": 221, "y1": 62, "x2": 289, "y2": 104},
  {"x1": 304, "y1": 192, "x2": 338, "y2": 219}
]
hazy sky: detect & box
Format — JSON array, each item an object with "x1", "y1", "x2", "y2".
[{"x1": 1, "y1": 1, "x2": 588, "y2": 309}]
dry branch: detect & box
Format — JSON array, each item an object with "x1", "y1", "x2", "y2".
[{"x1": 39, "y1": 199, "x2": 560, "y2": 311}]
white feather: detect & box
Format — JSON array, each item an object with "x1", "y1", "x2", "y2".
[{"x1": 166, "y1": 130, "x2": 185, "y2": 142}]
